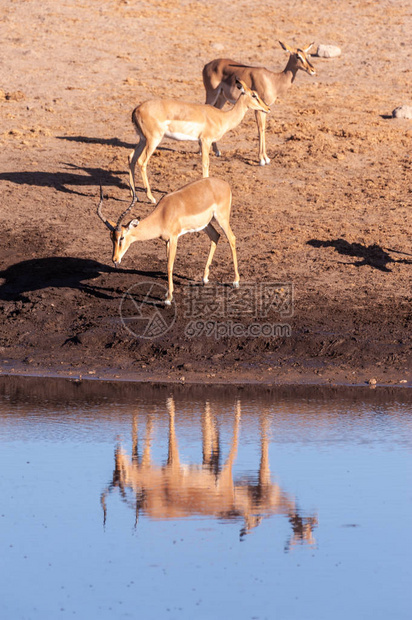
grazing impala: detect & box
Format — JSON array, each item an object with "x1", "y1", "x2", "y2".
[
  {"x1": 203, "y1": 41, "x2": 316, "y2": 166},
  {"x1": 96, "y1": 177, "x2": 239, "y2": 305},
  {"x1": 128, "y1": 79, "x2": 270, "y2": 203}
]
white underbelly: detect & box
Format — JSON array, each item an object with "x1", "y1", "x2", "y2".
[
  {"x1": 165, "y1": 131, "x2": 199, "y2": 141},
  {"x1": 178, "y1": 224, "x2": 207, "y2": 238},
  {"x1": 165, "y1": 121, "x2": 203, "y2": 141}
]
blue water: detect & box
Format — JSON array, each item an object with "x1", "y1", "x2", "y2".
[{"x1": 0, "y1": 378, "x2": 411, "y2": 620}]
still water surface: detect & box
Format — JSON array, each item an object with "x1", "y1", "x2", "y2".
[{"x1": 0, "y1": 377, "x2": 411, "y2": 620}]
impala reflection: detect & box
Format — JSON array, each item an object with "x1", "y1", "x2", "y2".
[{"x1": 101, "y1": 397, "x2": 317, "y2": 549}]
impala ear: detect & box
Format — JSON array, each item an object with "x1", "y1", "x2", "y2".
[
  {"x1": 279, "y1": 41, "x2": 293, "y2": 53},
  {"x1": 127, "y1": 218, "x2": 140, "y2": 230},
  {"x1": 235, "y1": 78, "x2": 246, "y2": 93}
]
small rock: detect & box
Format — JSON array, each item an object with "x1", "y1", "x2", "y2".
[
  {"x1": 1, "y1": 90, "x2": 25, "y2": 102},
  {"x1": 211, "y1": 42, "x2": 225, "y2": 52},
  {"x1": 316, "y1": 44, "x2": 341, "y2": 58},
  {"x1": 392, "y1": 105, "x2": 412, "y2": 119},
  {"x1": 123, "y1": 76, "x2": 138, "y2": 85},
  {"x1": 368, "y1": 378, "x2": 377, "y2": 385}
]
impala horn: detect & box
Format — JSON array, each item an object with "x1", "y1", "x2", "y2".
[
  {"x1": 97, "y1": 184, "x2": 115, "y2": 231},
  {"x1": 115, "y1": 183, "x2": 138, "y2": 230}
]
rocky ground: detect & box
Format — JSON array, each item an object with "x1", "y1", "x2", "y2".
[{"x1": 0, "y1": 0, "x2": 411, "y2": 387}]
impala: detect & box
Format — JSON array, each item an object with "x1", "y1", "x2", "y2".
[
  {"x1": 128, "y1": 79, "x2": 270, "y2": 203},
  {"x1": 203, "y1": 41, "x2": 316, "y2": 166},
  {"x1": 97, "y1": 177, "x2": 239, "y2": 305}
]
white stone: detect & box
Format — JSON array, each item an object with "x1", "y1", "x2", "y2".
[
  {"x1": 392, "y1": 105, "x2": 412, "y2": 119},
  {"x1": 316, "y1": 44, "x2": 341, "y2": 58}
]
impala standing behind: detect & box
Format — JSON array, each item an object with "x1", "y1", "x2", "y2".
[
  {"x1": 97, "y1": 177, "x2": 239, "y2": 305},
  {"x1": 128, "y1": 79, "x2": 269, "y2": 203},
  {"x1": 203, "y1": 41, "x2": 316, "y2": 166}
]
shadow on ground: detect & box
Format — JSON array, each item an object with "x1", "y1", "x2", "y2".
[
  {"x1": 307, "y1": 238, "x2": 412, "y2": 272},
  {"x1": 0, "y1": 257, "x2": 194, "y2": 302}
]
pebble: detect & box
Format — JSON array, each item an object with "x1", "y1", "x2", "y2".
[
  {"x1": 368, "y1": 378, "x2": 377, "y2": 385},
  {"x1": 392, "y1": 105, "x2": 412, "y2": 119},
  {"x1": 316, "y1": 44, "x2": 341, "y2": 58}
]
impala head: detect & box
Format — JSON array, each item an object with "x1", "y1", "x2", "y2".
[
  {"x1": 279, "y1": 41, "x2": 316, "y2": 76},
  {"x1": 96, "y1": 184, "x2": 140, "y2": 266},
  {"x1": 236, "y1": 78, "x2": 270, "y2": 113}
]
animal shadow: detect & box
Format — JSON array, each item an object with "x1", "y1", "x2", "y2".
[
  {"x1": 0, "y1": 163, "x2": 127, "y2": 196},
  {"x1": 307, "y1": 238, "x2": 412, "y2": 272},
  {"x1": 0, "y1": 256, "x2": 192, "y2": 303},
  {"x1": 0, "y1": 257, "x2": 118, "y2": 302}
]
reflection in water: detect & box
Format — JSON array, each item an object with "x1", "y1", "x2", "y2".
[
  {"x1": 1, "y1": 376, "x2": 411, "y2": 620},
  {"x1": 101, "y1": 396, "x2": 317, "y2": 549}
]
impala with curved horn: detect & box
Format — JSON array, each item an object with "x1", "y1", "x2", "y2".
[
  {"x1": 97, "y1": 177, "x2": 239, "y2": 305},
  {"x1": 203, "y1": 41, "x2": 316, "y2": 166},
  {"x1": 128, "y1": 79, "x2": 270, "y2": 203}
]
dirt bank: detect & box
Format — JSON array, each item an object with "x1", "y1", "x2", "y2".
[{"x1": 1, "y1": 0, "x2": 411, "y2": 387}]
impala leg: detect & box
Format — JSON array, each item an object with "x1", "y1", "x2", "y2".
[
  {"x1": 165, "y1": 237, "x2": 178, "y2": 305},
  {"x1": 255, "y1": 110, "x2": 270, "y2": 166},
  {"x1": 128, "y1": 140, "x2": 145, "y2": 196},
  {"x1": 205, "y1": 87, "x2": 221, "y2": 106},
  {"x1": 164, "y1": 240, "x2": 170, "y2": 300},
  {"x1": 202, "y1": 223, "x2": 220, "y2": 284},
  {"x1": 212, "y1": 141, "x2": 221, "y2": 157},
  {"x1": 200, "y1": 139, "x2": 212, "y2": 177},
  {"x1": 138, "y1": 137, "x2": 162, "y2": 204},
  {"x1": 226, "y1": 225, "x2": 240, "y2": 288},
  {"x1": 215, "y1": 217, "x2": 239, "y2": 287}
]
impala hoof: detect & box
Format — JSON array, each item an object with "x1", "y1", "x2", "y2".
[
  {"x1": 202, "y1": 277, "x2": 209, "y2": 285},
  {"x1": 232, "y1": 281, "x2": 240, "y2": 289},
  {"x1": 259, "y1": 159, "x2": 266, "y2": 166},
  {"x1": 164, "y1": 299, "x2": 172, "y2": 306}
]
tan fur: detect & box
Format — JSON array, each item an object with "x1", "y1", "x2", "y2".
[
  {"x1": 98, "y1": 177, "x2": 239, "y2": 305},
  {"x1": 202, "y1": 42, "x2": 316, "y2": 165},
  {"x1": 128, "y1": 80, "x2": 270, "y2": 203}
]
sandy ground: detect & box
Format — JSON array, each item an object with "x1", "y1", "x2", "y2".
[{"x1": 0, "y1": 0, "x2": 411, "y2": 387}]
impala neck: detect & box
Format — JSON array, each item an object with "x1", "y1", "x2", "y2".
[
  {"x1": 128, "y1": 212, "x2": 163, "y2": 243},
  {"x1": 224, "y1": 94, "x2": 250, "y2": 130},
  {"x1": 277, "y1": 56, "x2": 299, "y2": 95}
]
